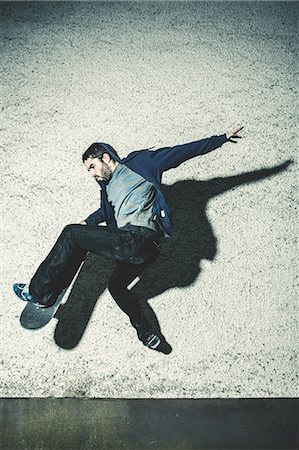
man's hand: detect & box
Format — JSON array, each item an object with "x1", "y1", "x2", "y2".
[{"x1": 226, "y1": 126, "x2": 244, "y2": 143}]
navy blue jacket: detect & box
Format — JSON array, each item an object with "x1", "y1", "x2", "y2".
[{"x1": 85, "y1": 134, "x2": 228, "y2": 236}]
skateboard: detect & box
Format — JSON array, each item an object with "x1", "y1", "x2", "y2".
[
  {"x1": 20, "y1": 287, "x2": 68, "y2": 330},
  {"x1": 19, "y1": 262, "x2": 84, "y2": 330}
]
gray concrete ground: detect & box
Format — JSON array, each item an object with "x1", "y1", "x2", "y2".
[{"x1": 1, "y1": 1, "x2": 298, "y2": 398}]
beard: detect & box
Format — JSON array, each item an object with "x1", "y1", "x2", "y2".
[{"x1": 98, "y1": 162, "x2": 113, "y2": 183}]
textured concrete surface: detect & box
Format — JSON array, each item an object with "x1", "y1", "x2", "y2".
[{"x1": 1, "y1": 1, "x2": 298, "y2": 398}]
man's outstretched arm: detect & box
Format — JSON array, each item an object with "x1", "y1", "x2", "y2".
[{"x1": 149, "y1": 126, "x2": 243, "y2": 172}]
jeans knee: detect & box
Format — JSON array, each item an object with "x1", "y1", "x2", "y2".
[
  {"x1": 62, "y1": 224, "x2": 77, "y2": 235},
  {"x1": 59, "y1": 224, "x2": 80, "y2": 245}
]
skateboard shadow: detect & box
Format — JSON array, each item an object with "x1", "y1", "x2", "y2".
[{"x1": 54, "y1": 160, "x2": 292, "y2": 350}]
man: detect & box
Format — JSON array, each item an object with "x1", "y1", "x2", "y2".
[{"x1": 13, "y1": 127, "x2": 243, "y2": 350}]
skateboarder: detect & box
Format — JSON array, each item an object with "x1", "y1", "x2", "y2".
[{"x1": 13, "y1": 127, "x2": 243, "y2": 349}]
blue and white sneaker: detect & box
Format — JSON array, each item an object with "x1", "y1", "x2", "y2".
[
  {"x1": 13, "y1": 283, "x2": 47, "y2": 308},
  {"x1": 132, "y1": 320, "x2": 161, "y2": 350},
  {"x1": 142, "y1": 332, "x2": 161, "y2": 350}
]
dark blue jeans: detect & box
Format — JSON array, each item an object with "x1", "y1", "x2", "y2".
[{"x1": 29, "y1": 224, "x2": 160, "y2": 327}]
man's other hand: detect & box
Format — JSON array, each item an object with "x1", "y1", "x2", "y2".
[{"x1": 226, "y1": 126, "x2": 244, "y2": 143}]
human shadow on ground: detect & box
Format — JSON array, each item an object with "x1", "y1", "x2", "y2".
[{"x1": 54, "y1": 161, "x2": 291, "y2": 351}]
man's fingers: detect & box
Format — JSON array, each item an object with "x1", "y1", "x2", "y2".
[
  {"x1": 234, "y1": 126, "x2": 244, "y2": 133},
  {"x1": 226, "y1": 126, "x2": 244, "y2": 140},
  {"x1": 231, "y1": 126, "x2": 244, "y2": 136}
]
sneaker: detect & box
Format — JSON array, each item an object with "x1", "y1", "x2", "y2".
[
  {"x1": 131, "y1": 319, "x2": 161, "y2": 350},
  {"x1": 140, "y1": 331, "x2": 161, "y2": 350},
  {"x1": 13, "y1": 283, "x2": 47, "y2": 308}
]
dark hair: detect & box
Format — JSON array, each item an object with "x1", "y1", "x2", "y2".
[{"x1": 82, "y1": 143, "x2": 116, "y2": 163}]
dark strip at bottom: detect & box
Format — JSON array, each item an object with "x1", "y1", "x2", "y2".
[{"x1": 0, "y1": 398, "x2": 298, "y2": 449}]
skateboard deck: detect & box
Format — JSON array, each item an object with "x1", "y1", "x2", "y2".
[
  {"x1": 19, "y1": 261, "x2": 84, "y2": 330},
  {"x1": 20, "y1": 287, "x2": 68, "y2": 330}
]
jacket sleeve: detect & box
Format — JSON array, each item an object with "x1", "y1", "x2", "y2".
[
  {"x1": 149, "y1": 134, "x2": 228, "y2": 172},
  {"x1": 84, "y1": 207, "x2": 106, "y2": 225}
]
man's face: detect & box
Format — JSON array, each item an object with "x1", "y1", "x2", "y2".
[{"x1": 84, "y1": 157, "x2": 112, "y2": 183}]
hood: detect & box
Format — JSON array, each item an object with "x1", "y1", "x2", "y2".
[{"x1": 93, "y1": 142, "x2": 122, "y2": 163}]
